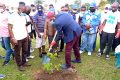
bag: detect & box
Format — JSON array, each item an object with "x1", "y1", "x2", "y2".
[{"x1": 42, "y1": 54, "x2": 51, "y2": 64}]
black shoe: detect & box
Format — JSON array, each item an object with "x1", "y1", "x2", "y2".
[
  {"x1": 0, "y1": 56, "x2": 5, "y2": 59},
  {"x1": 39, "y1": 54, "x2": 42, "y2": 58},
  {"x1": 71, "y1": 59, "x2": 81, "y2": 63},
  {"x1": 18, "y1": 66, "x2": 25, "y2": 71},
  {"x1": 2, "y1": 61, "x2": 9, "y2": 66},
  {"x1": 42, "y1": 52, "x2": 47, "y2": 54}
]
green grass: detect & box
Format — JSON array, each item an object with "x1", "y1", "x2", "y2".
[{"x1": 0, "y1": 38, "x2": 120, "y2": 80}]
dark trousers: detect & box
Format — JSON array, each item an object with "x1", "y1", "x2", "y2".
[
  {"x1": 27, "y1": 33, "x2": 32, "y2": 57},
  {"x1": 65, "y1": 32, "x2": 81, "y2": 67},
  {"x1": 100, "y1": 31, "x2": 115, "y2": 55},
  {"x1": 112, "y1": 37, "x2": 120, "y2": 51},
  {"x1": 27, "y1": 37, "x2": 31, "y2": 57},
  {"x1": 14, "y1": 37, "x2": 28, "y2": 67},
  {"x1": 31, "y1": 30, "x2": 36, "y2": 39},
  {"x1": 60, "y1": 38, "x2": 64, "y2": 50}
]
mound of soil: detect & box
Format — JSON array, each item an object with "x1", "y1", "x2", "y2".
[{"x1": 33, "y1": 70, "x2": 86, "y2": 80}]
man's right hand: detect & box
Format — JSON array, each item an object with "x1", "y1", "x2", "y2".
[
  {"x1": 86, "y1": 23, "x2": 90, "y2": 30},
  {"x1": 38, "y1": 33, "x2": 41, "y2": 38},
  {"x1": 11, "y1": 38, "x2": 18, "y2": 46}
]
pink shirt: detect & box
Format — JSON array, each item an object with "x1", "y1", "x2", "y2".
[{"x1": 0, "y1": 11, "x2": 10, "y2": 37}]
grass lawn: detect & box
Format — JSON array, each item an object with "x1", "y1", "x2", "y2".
[{"x1": 0, "y1": 38, "x2": 120, "y2": 80}]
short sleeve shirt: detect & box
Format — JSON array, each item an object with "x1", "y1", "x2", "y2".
[
  {"x1": 33, "y1": 13, "x2": 46, "y2": 32},
  {"x1": 103, "y1": 11, "x2": 120, "y2": 33},
  {"x1": 0, "y1": 11, "x2": 10, "y2": 37},
  {"x1": 8, "y1": 12, "x2": 28, "y2": 40}
]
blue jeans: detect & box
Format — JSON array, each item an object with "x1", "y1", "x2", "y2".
[
  {"x1": 1, "y1": 37, "x2": 14, "y2": 61},
  {"x1": 80, "y1": 33, "x2": 97, "y2": 52}
]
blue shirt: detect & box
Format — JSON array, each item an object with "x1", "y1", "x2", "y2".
[
  {"x1": 33, "y1": 12, "x2": 46, "y2": 32},
  {"x1": 54, "y1": 13, "x2": 82, "y2": 43},
  {"x1": 82, "y1": 10, "x2": 101, "y2": 34}
]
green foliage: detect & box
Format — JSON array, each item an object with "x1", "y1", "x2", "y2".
[
  {"x1": 99, "y1": 1, "x2": 108, "y2": 11},
  {"x1": 34, "y1": 0, "x2": 44, "y2": 5},
  {"x1": 43, "y1": 52, "x2": 61, "y2": 74},
  {"x1": 107, "y1": 0, "x2": 120, "y2": 4}
]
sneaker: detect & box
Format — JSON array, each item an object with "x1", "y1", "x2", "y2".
[
  {"x1": 88, "y1": 52, "x2": 91, "y2": 56},
  {"x1": 105, "y1": 55, "x2": 110, "y2": 60},
  {"x1": 61, "y1": 64, "x2": 70, "y2": 69},
  {"x1": 71, "y1": 59, "x2": 81, "y2": 63},
  {"x1": 0, "y1": 56, "x2": 5, "y2": 59},
  {"x1": 97, "y1": 52, "x2": 102, "y2": 57},
  {"x1": 2, "y1": 61, "x2": 9, "y2": 66},
  {"x1": 0, "y1": 74, "x2": 5, "y2": 79},
  {"x1": 30, "y1": 48, "x2": 34, "y2": 53},
  {"x1": 26, "y1": 59, "x2": 29, "y2": 62},
  {"x1": 27, "y1": 55, "x2": 35, "y2": 59},
  {"x1": 79, "y1": 50, "x2": 84, "y2": 54},
  {"x1": 18, "y1": 66, "x2": 25, "y2": 71}
]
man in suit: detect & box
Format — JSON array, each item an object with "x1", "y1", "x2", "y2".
[{"x1": 50, "y1": 12, "x2": 82, "y2": 70}]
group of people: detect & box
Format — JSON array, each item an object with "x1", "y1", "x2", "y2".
[{"x1": 0, "y1": 1, "x2": 120, "y2": 71}]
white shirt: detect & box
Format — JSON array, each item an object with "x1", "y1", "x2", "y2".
[
  {"x1": 8, "y1": 12, "x2": 28, "y2": 40},
  {"x1": 103, "y1": 11, "x2": 120, "y2": 33},
  {"x1": 100, "y1": 11, "x2": 108, "y2": 24}
]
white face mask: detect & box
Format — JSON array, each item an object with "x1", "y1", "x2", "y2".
[
  {"x1": 72, "y1": 10, "x2": 77, "y2": 13},
  {"x1": 104, "y1": 9, "x2": 108, "y2": 13},
  {"x1": 0, "y1": 9, "x2": 4, "y2": 13}
]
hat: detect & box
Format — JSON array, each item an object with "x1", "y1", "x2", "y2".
[
  {"x1": 37, "y1": 5, "x2": 43, "y2": 10},
  {"x1": 90, "y1": 3, "x2": 96, "y2": 7},
  {"x1": 72, "y1": 4, "x2": 78, "y2": 9},
  {"x1": 104, "y1": 4, "x2": 111, "y2": 10},
  {"x1": 47, "y1": 11, "x2": 55, "y2": 19}
]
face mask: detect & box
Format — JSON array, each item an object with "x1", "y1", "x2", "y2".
[
  {"x1": 112, "y1": 9, "x2": 117, "y2": 12},
  {"x1": 72, "y1": 10, "x2": 77, "y2": 13},
  {"x1": 38, "y1": 11, "x2": 43, "y2": 16},
  {"x1": 104, "y1": 10, "x2": 108, "y2": 13},
  {"x1": 90, "y1": 8, "x2": 95, "y2": 12},
  {"x1": 0, "y1": 9, "x2": 4, "y2": 13},
  {"x1": 25, "y1": 10, "x2": 31, "y2": 15},
  {"x1": 112, "y1": 7, "x2": 117, "y2": 12},
  {"x1": 19, "y1": 12, "x2": 25, "y2": 16},
  {"x1": 118, "y1": 7, "x2": 120, "y2": 12}
]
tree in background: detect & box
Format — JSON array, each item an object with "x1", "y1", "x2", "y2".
[
  {"x1": 108, "y1": 0, "x2": 120, "y2": 4},
  {"x1": 34, "y1": 0, "x2": 44, "y2": 5}
]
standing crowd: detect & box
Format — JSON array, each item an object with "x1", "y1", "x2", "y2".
[{"x1": 0, "y1": 1, "x2": 120, "y2": 71}]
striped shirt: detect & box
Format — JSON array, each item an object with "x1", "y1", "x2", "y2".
[{"x1": 33, "y1": 13, "x2": 46, "y2": 32}]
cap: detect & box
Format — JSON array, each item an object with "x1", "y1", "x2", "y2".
[
  {"x1": 72, "y1": 4, "x2": 78, "y2": 9},
  {"x1": 37, "y1": 5, "x2": 43, "y2": 10},
  {"x1": 47, "y1": 11, "x2": 55, "y2": 19},
  {"x1": 104, "y1": 4, "x2": 111, "y2": 10},
  {"x1": 90, "y1": 3, "x2": 96, "y2": 7}
]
